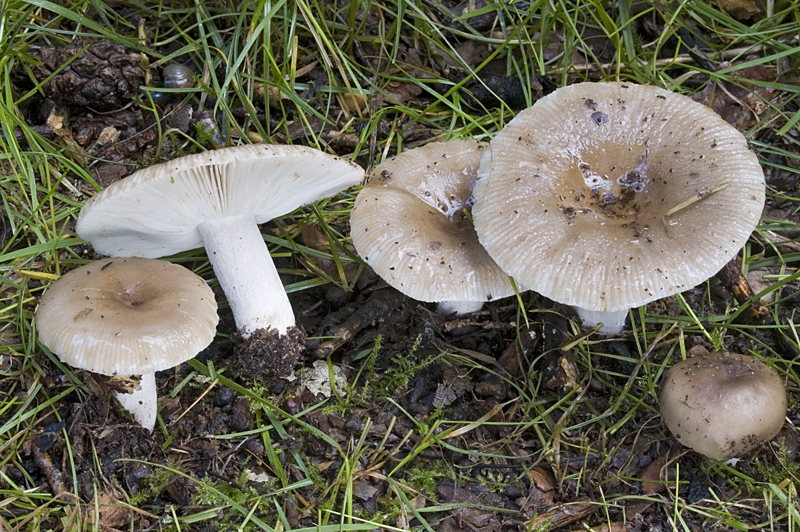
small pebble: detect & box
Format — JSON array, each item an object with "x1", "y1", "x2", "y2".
[
  {"x1": 246, "y1": 438, "x2": 265, "y2": 455},
  {"x1": 213, "y1": 386, "x2": 237, "y2": 407}
]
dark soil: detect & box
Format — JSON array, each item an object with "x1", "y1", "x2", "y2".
[
  {"x1": 13, "y1": 269, "x2": 800, "y2": 531},
  {"x1": 5, "y1": 3, "x2": 800, "y2": 532}
]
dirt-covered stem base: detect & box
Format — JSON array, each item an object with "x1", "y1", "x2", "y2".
[{"x1": 231, "y1": 326, "x2": 306, "y2": 380}]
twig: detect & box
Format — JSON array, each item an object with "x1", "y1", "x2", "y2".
[
  {"x1": 663, "y1": 180, "x2": 729, "y2": 237},
  {"x1": 171, "y1": 378, "x2": 219, "y2": 426}
]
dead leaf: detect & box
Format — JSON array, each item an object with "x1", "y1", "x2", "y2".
[
  {"x1": 341, "y1": 92, "x2": 368, "y2": 113},
  {"x1": 45, "y1": 108, "x2": 88, "y2": 165},
  {"x1": 45, "y1": 110, "x2": 67, "y2": 134},
  {"x1": 527, "y1": 500, "x2": 596, "y2": 529},
  {"x1": 747, "y1": 269, "x2": 776, "y2": 303},
  {"x1": 93, "y1": 491, "x2": 129, "y2": 529},
  {"x1": 377, "y1": 79, "x2": 425, "y2": 107},
  {"x1": 640, "y1": 454, "x2": 677, "y2": 495},
  {"x1": 375, "y1": 43, "x2": 438, "y2": 108},
  {"x1": 518, "y1": 466, "x2": 556, "y2": 509},
  {"x1": 693, "y1": 65, "x2": 778, "y2": 132},
  {"x1": 96, "y1": 126, "x2": 121, "y2": 145},
  {"x1": 529, "y1": 466, "x2": 555, "y2": 493},
  {"x1": 713, "y1": 0, "x2": 762, "y2": 20}
]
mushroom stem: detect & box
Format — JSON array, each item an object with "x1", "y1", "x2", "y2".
[
  {"x1": 574, "y1": 307, "x2": 629, "y2": 335},
  {"x1": 198, "y1": 215, "x2": 294, "y2": 337},
  {"x1": 114, "y1": 372, "x2": 157, "y2": 431},
  {"x1": 437, "y1": 301, "x2": 484, "y2": 316}
]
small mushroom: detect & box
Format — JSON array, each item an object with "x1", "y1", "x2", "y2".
[
  {"x1": 77, "y1": 144, "x2": 364, "y2": 378},
  {"x1": 473, "y1": 82, "x2": 765, "y2": 333},
  {"x1": 659, "y1": 349, "x2": 787, "y2": 460},
  {"x1": 35, "y1": 257, "x2": 218, "y2": 431},
  {"x1": 351, "y1": 139, "x2": 517, "y2": 315}
]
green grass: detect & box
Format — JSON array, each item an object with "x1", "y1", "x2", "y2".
[{"x1": 2, "y1": 0, "x2": 800, "y2": 530}]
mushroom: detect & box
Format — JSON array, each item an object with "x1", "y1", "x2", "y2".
[
  {"x1": 35, "y1": 257, "x2": 218, "y2": 431},
  {"x1": 77, "y1": 144, "x2": 364, "y2": 376},
  {"x1": 473, "y1": 82, "x2": 765, "y2": 333},
  {"x1": 351, "y1": 139, "x2": 516, "y2": 315},
  {"x1": 659, "y1": 349, "x2": 786, "y2": 460}
]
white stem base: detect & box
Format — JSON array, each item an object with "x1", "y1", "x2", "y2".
[
  {"x1": 199, "y1": 215, "x2": 295, "y2": 337},
  {"x1": 437, "y1": 300, "x2": 484, "y2": 316},
  {"x1": 115, "y1": 372, "x2": 157, "y2": 432},
  {"x1": 574, "y1": 307, "x2": 629, "y2": 335}
]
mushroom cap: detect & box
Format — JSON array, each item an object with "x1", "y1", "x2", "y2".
[
  {"x1": 351, "y1": 139, "x2": 516, "y2": 303},
  {"x1": 36, "y1": 257, "x2": 219, "y2": 375},
  {"x1": 77, "y1": 144, "x2": 365, "y2": 258},
  {"x1": 659, "y1": 351, "x2": 786, "y2": 460},
  {"x1": 473, "y1": 82, "x2": 765, "y2": 312}
]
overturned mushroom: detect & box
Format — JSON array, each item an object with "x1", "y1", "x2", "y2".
[
  {"x1": 35, "y1": 257, "x2": 218, "y2": 431},
  {"x1": 77, "y1": 144, "x2": 364, "y2": 377},
  {"x1": 351, "y1": 139, "x2": 516, "y2": 315},
  {"x1": 473, "y1": 82, "x2": 765, "y2": 333},
  {"x1": 659, "y1": 349, "x2": 786, "y2": 460}
]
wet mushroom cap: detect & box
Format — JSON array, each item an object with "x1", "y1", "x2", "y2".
[
  {"x1": 351, "y1": 139, "x2": 515, "y2": 304},
  {"x1": 659, "y1": 351, "x2": 786, "y2": 460},
  {"x1": 35, "y1": 257, "x2": 218, "y2": 376},
  {"x1": 473, "y1": 82, "x2": 765, "y2": 312}
]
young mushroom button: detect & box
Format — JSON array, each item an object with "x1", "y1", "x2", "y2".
[
  {"x1": 472, "y1": 82, "x2": 765, "y2": 333},
  {"x1": 659, "y1": 349, "x2": 787, "y2": 460},
  {"x1": 351, "y1": 139, "x2": 517, "y2": 315},
  {"x1": 77, "y1": 144, "x2": 364, "y2": 378},
  {"x1": 35, "y1": 257, "x2": 218, "y2": 431}
]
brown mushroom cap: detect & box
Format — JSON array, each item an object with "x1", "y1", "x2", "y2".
[
  {"x1": 36, "y1": 257, "x2": 218, "y2": 376},
  {"x1": 659, "y1": 351, "x2": 786, "y2": 460},
  {"x1": 473, "y1": 82, "x2": 765, "y2": 312},
  {"x1": 351, "y1": 140, "x2": 515, "y2": 304}
]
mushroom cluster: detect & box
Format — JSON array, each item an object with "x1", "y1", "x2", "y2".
[
  {"x1": 37, "y1": 81, "x2": 772, "y2": 441},
  {"x1": 473, "y1": 82, "x2": 765, "y2": 333},
  {"x1": 351, "y1": 83, "x2": 765, "y2": 333},
  {"x1": 36, "y1": 257, "x2": 218, "y2": 431},
  {"x1": 659, "y1": 349, "x2": 786, "y2": 460}
]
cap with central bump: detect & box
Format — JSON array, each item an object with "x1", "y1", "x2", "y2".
[
  {"x1": 35, "y1": 257, "x2": 218, "y2": 430},
  {"x1": 473, "y1": 82, "x2": 765, "y2": 332}
]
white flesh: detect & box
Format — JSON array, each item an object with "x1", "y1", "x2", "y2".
[
  {"x1": 115, "y1": 372, "x2": 157, "y2": 432},
  {"x1": 199, "y1": 215, "x2": 295, "y2": 337},
  {"x1": 574, "y1": 307, "x2": 629, "y2": 335},
  {"x1": 436, "y1": 300, "x2": 485, "y2": 316}
]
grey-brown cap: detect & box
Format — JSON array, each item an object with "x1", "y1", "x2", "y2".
[
  {"x1": 659, "y1": 351, "x2": 786, "y2": 459},
  {"x1": 473, "y1": 82, "x2": 765, "y2": 312},
  {"x1": 351, "y1": 140, "x2": 515, "y2": 304},
  {"x1": 36, "y1": 257, "x2": 218, "y2": 376}
]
